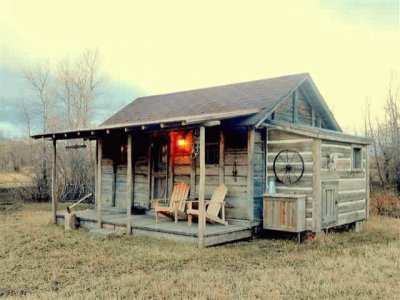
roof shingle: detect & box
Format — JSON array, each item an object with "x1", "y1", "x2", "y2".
[{"x1": 102, "y1": 73, "x2": 308, "y2": 126}]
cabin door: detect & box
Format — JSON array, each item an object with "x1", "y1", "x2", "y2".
[
  {"x1": 151, "y1": 138, "x2": 169, "y2": 201},
  {"x1": 321, "y1": 181, "x2": 339, "y2": 228}
]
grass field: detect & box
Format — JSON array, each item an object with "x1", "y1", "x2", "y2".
[{"x1": 0, "y1": 204, "x2": 399, "y2": 299}]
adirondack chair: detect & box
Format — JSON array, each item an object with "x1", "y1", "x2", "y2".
[
  {"x1": 152, "y1": 182, "x2": 190, "y2": 223},
  {"x1": 186, "y1": 184, "x2": 228, "y2": 226}
]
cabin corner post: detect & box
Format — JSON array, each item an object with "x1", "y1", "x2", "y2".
[
  {"x1": 97, "y1": 138, "x2": 103, "y2": 229},
  {"x1": 247, "y1": 128, "x2": 255, "y2": 222},
  {"x1": 126, "y1": 134, "x2": 133, "y2": 234},
  {"x1": 264, "y1": 127, "x2": 268, "y2": 193},
  {"x1": 219, "y1": 130, "x2": 225, "y2": 185},
  {"x1": 51, "y1": 138, "x2": 57, "y2": 224},
  {"x1": 312, "y1": 138, "x2": 322, "y2": 232},
  {"x1": 198, "y1": 126, "x2": 206, "y2": 248}
]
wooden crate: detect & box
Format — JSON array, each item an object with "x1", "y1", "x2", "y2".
[{"x1": 263, "y1": 193, "x2": 306, "y2": 232}]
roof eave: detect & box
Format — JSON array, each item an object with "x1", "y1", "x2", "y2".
[
  {"x1": 31, "y1": 109, "x2": 261, "y2": 140},
  {"x1": 264, "y1": 120, "x2": 372, "y2": 145}
]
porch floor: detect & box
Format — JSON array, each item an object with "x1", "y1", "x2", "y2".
[{"x1": 56, "y1": 207, "x2": 253, "y2": 246}]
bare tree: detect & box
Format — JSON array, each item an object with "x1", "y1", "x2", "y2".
[
  {"x1": 14, "y1": 50, "x2": 105, "y2": 202},
  {"x1": 56, "y1": 49, "x2": 104, "y2": 129},
  {"x1": 367, "y1": 74, "x2": 400, "y2": 192},
  {"x1": 23, "y1": 64, "x2": 56, "y2": 133}
]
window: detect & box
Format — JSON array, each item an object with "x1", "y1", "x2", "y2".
[
  {"x1": 205, "y1": 142, "x2": 219, "y2": 164},
  {"x1": 352, "y1": 147, "x2": 362, "y2": 170},
  {"x1": 205, "y1": 128, "x2": 219, "y2": 165}
]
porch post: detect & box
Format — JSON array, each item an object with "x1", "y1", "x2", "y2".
[
  {"x1": 312, "y1": 138, "x2": 322, "y2": 233},
  {"x1": 219, "y1": 130, "x2": 225, "y2": 185},
  {"x1": 247, "y1": 128, "x2": 255, "y2": 222},
  {"x1": 127, "y1": 134, "x2": 133, "y2": 234},
  {"x1": 97, "y1": 138, "x2": 103, "y2": 228},
  {"x1": 51, "y1": 138, "x2": 57, "y2": 224},
  {"x1": 198, "y1": 126, "x2": 206, "y2": 248},
  {"x1": 365, "y1": 147, "x2": 370, "y2": 218}
]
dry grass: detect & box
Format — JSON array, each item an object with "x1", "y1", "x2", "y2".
[
  {"x1": 0, "y1": 204, "x2": 399, "y2": 299},
  {"x1": 0, "y1": 171, "x2": 32, "y2": 189}
]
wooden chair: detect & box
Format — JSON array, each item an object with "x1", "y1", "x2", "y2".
[
  {"x1": 187, "y1": 184, "x2": 228, "y2": 226},
  {"x1": 152, "y1": 182, "x2": 190, "y2": 223}
]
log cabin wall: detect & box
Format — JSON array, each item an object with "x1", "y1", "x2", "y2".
[
  {"x1": 267, "y1": 129, "x2": 314, "y2": 229},
  {"x1": 173, "y1": 132, "x2": 192, "y2": 196},
  {"x1": 185, "y1": 127, "x2": 254, "y2": 221},
  {"x1": 133, "y1": 139, "x2": 150, "y2": 209},
  {"x1": 100, "y1": 158, "x2": 114, "y2": 207},
  {"x1": 320, "y1": 140, "x2": 367, "y2": 227},
  {"x1": 223, "y1": 128, "x2": 249, "y2": 220},
  {"x1": 99, "y1": 134, "x2": 151, "y2": 209},
  {"x1": 159, "y1": 127, "x2": 262, "y2": 221},
  {"x1": 267, "y1": 128, "x2": 368, "y2": 231}
]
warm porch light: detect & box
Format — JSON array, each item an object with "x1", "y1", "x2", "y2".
[
  {"x1": 177, "y1": 138, "x2": 188, "y2": 147},
  {"x1": 175, "y1": 132, "x2": 192, "y2": 154}
]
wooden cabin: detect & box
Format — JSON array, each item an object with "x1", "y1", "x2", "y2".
[{"x1": 32, "y1": 73, "x2": 371, "y2": 246}]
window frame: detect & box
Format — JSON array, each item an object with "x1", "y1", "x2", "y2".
[{"x1": 351, "y1": 144, "x2": 363, "y2": 171}]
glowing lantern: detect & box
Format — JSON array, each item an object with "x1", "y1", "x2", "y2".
[
  {"x1": 175, "y1": 132, "x2": 192, "y2": 154},
  {"x1": 177, "y1": 138, "x2": 187, "y2": 147}
]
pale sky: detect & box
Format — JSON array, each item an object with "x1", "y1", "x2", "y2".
[{"x1": 1, "y1": 0, "x2": 400, "y2": 134}]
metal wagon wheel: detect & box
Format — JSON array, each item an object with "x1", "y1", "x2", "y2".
[{"x1": 273, "y1": 149, "x2": 304, "y2": 184}]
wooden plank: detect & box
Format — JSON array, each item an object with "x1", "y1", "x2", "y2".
[
  {"x1": 365, "y1": 147, "x2": 370, "y2": 218},
  {"x1": 293, "y1": 90, "x2": 298, "y2": 123},
  {"x1": 265, "y1": 128, "x2": 269, "y2": 192},
  {"x1": 219, "y1": 130, "x2": 225, "y2": 185},
  {"x1": 174, "y1": 165, "x2": 192, "y2": 176},
  {"x1": 111, "y1": 163, "x2": 116, "y2": 207},
  {"x1": 51, "y1": 139, "x2": 57, "y2": 224},
  {"x1": 168, "y1": 137, "x2": 174, "y2": 198},
  {"x1": 338, "y1": 199, "x2": 366, "y2": 214},
  {"x1": 190, "y1": 146, "x2": 196, "y2": 198},
  {"x1": 198, "y1": 126, "x2": 206, "y2": 248},
  {"x1": 97, "y1": 138, "x2": 103, "y2": 229},
  {"x1": 147, "y1": 141, "x2": 152, "y2": 204},
  {"x1": 267, "y1": 138, "x2": 313, "y2": 145},
  {"x1": 268, "y1": 129, "x2": 304, "y2": 141},
  {"x1": 338, "y1": 209, "x2": 366, "y2": 225},
  {"x1": 312, "y1": 138, "x2": 322, "y2": 232},
  {"x1": 311, "y1": 108, "x2": 315, "y2": 126},
  {"x1": 94, "y1": 139, "x2": 98, "y2": 216},
  {"x1": 247, "y1": 128, "x2": 255, "y2": 222},
  {"x1": 126, "y1": 134, "x2": 133, "y2": 234},
  {"x1": 268, "y1": 143, "x2": 313, "y2": 153},
  {"x1": 266, "y1": 122, "x2": 371, "y2": 145}
]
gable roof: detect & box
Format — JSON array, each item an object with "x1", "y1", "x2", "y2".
[
  {"x1": 102, "y1": 73, "x2": 313, "y2": 127},
  {"x1": 32, "y1": 73, "x2": 343, "y2": 140}
]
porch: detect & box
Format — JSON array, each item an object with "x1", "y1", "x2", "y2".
[{"x1": 57, "y1": 207, "x2": 253, "y2": 246}]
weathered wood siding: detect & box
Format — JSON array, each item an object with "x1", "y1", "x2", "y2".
[
  {"x1": 223, "y1": 129, "x2": 249, "y2": 220},
  {"x1": 253, "y1": 130, "x2": 265, "y2": 220},
  {"x1": 101, "y1": 159, "x2": 114, "y2": 207},
  {"x1": 267, "y1": 129, "x2": 368, "y2": 230},
  {"x1": 100, "y1": 136, "x2": 151, "y2": 210},
  {"x1": 189, "y1": 128, "x2": 251, "y2": 220},
  {"x1": 267, "y1": 129, "x2": 314, "y2": 229},
  {"x1": 320, "y1": 141, "x2": 367, "y2": 227},
  {"x1": 114, "y1": 165, "x2": 127, "y2": 208},
  {"x1": 134, "y1": 152, "x2": 150, "y2": 208},
  {"x1": 174, "y1": 154, "x2": 192, "y2": 195},
  {"x1": 273, "y1": 89, "x2": 329, "y2": 129}
]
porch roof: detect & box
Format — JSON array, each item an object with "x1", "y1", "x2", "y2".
[{"x1": 31, "y1": 109, "x2": 260, "y2": 140}]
